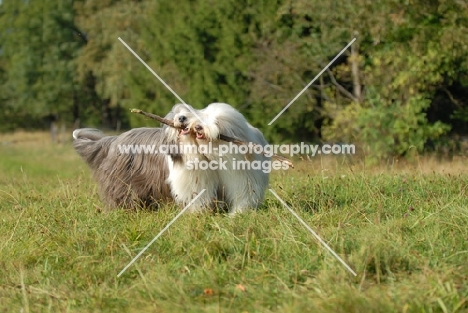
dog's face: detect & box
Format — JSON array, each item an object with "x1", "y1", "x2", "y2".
[
  {"x1": 165, "y1": 104, "x2": 202, "y2": 143},
  {"x1": 173, "y1": 104, "x2": 195, "y2": 132},
  {"x1": 192, "y1": 103, "x2": 246, "y2": 142}
]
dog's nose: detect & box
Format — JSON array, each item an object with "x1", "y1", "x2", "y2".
[
  {"x1": 178, "y1": 116, "x2": 187, "y2": 123},
  {"x1": 195, "y1": 125, "x2": 203, "y2": 131}
]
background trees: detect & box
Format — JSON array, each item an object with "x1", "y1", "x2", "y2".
[
  {"x1": 1, "y1": 0, "x2": 467, "y2": 159},
  {"x1": 0, "y1": 0, "x2": 83, "y2": 130}
]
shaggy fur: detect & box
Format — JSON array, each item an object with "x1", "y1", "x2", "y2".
[
  {"x1": 164, "y1": 104, "x2": 220, "y2": 212},
  {"x1": 74, "y1": 103, "x2": 269, "y2": 213},
  {"x1": 168, "y1": 102, "x2": 270, "y2": 213},
  {"x1": 73, "y1": 117, "x2": 177, "y2": 210}
]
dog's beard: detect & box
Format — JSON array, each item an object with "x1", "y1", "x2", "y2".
[
  {"x1": 167, "y1": 104, "x2": 204, "y2": 158},
  {"x1": 165, "y1": 104, "x2": 220, "y2": 212},
  {"x1": 184, "y1": 103, "x2": 270, "y2": 214},
  {"x1": 166, "y1": 102, "x2": 270, "y2": 213}
]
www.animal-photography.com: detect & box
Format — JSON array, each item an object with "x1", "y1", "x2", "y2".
[{"x1": 1, "y1": 1, "x2": 467, "y2": 312}]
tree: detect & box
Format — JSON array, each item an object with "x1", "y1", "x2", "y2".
[
  {"x1": 320, "y1": 0, "x2": 468, "y2": 159},
  {"x1": 128, "y1": 0, "x2": 283, "y2": 128},
  {"x1": 74, "y1": 0, "x2": 147, "y2": 129},
  {"x1": 1, "y1": 0, "x2": 467, "y2": 162},
  {"x1": 0, "y1": 0, "x2": 84, "y2": 130}
]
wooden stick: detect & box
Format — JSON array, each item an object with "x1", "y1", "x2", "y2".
[
  {"x1": 130, "y1": 108, "x2": 294, "y2": 168},
  {"x1": 131, "y1": 109, "x2": 175, "y2": 127}
]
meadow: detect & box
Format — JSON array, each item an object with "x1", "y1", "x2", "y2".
[{"x1": 0, "y1": 131, "x2": 467, "y2": 312}]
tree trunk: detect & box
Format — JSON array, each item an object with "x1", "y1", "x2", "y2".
[
  {"x1": 350, "y1": 38, "x2": 362, "y2": 103},
  {"x1": 101, "y1": 99, "x2": 111, "y2": 129}
]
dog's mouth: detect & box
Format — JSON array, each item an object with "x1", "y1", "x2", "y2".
[
  {"x1": 178, "y1": 125, "x2": 191, "y2": 135},
  {"x1": 194, "y1": 125, "x2": 206, "y2": 140},
  {"x1": 196, "y1": 132, "x2": 206, "y2": 140}
]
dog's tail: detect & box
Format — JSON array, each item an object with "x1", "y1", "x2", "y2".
[
  {"x1": 73, "y1": 128, "x2": 114, "y2": 170},
  {"x1": 73, "y1": 128, "x2": 106, "y2": 141}
]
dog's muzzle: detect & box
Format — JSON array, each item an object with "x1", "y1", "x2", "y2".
[
  {"x1": 194, "y1": 125, "x2": 206, "y2": 139},
  {"x1": 176, "y1": 115, "x2": 191, "y2": 135}
]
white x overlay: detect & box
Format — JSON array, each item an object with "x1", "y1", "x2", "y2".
[
  {"x1": 117, "y1": 190, "x2": 206, "y2": 277},
  {"x1": 117, "y1": 36, "x2": 358, "y2": 277},
  {"x1": 118, "y1": 37, "x2": 206, "y2": 125},
  {"x1": 269, "y1": 188, "x2": 357, "y2": 276},
  {"x1": 268, "y1": 38, "x2": 356, "y2": 125}
]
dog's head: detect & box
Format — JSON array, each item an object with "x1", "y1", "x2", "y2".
[
  {"x1": 165, "y1": 103, "x2": 204, "y2": 144},
  {"x1": 193, "y1": 103, "x2": 249, "y2": 142}
]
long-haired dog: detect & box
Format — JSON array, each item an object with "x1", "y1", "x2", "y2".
[
  {"x1": 74, "y1": 103, "x2": 269, "y2": 213},
  {"x1": 73, "y1": 108, "x2": 182, "y2": 209},
  {"x1": 164, "y1": 104, "x2": 220, "y2": 212},
  {"x1": 169, "y1": 102, "x2": 270, "y2": 214}
]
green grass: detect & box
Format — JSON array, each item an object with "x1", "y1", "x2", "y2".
[{"x1": 0, "y1": 132, "x2": 467, "y2": 312}]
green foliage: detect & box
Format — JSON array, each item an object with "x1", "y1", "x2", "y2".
[
  {"x1": 126, "y1": 0, "x2": 282, "y2": 127},
  {"x1": 330, "y1": 88, "x2": 450, "y2": 161},
  {"x1": 1, "y1": 0, "x2": 468, "y2": 158},
  {"x1": 0, "y1": 0, "x2": 83, "y2": 127},
  {"x1": 320, "y1": 0, "x2": 468, "y2": 159},
  {"x1": 74, "y1": 0, "x2": 145, "y2": 128}
]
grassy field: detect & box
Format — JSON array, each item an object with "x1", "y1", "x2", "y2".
[{"x1": 0, "y1": 131, "x2": 467, "y2": 312}]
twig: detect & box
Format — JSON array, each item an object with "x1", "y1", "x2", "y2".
[
  {"x1": 442, "y1": 87, "x2": 462, "y2": 108},
  {"x1": 130, "y1": 108, "x2": 294, "y2": 168},
  {"x1": 131, "y1": 109, "x2": 175, "y2": 127},
  {"x1": 325, "y1": 67, "x2": 359, "y2": 103}
]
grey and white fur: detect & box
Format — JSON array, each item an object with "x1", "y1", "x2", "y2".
[
  {"x1": 167, "y1": 103, "x2": 270, "y2": 214},
  {"x1": 73, "y1": 103, "x2": 269, "y2": 213},
  {"x1": 72, "y1": 107, "x2": 181, "y2": 209}
]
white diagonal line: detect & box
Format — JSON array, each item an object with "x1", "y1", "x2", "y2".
[
  {"x1": 269, "y1": 188, "x2": 357, "y2": 276},
  {"x1": 117, "y1": 189, "x2": 206, "y2": 277},
  {"x1": 268, "y1": 38, "x2": 356, "y2": 125},
  {"x1": 118, "y1": 37, "x2": 206, "y2": 125},
  {"x1": 117, "y1": 37, "x2": 185, "y2": 105}
]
